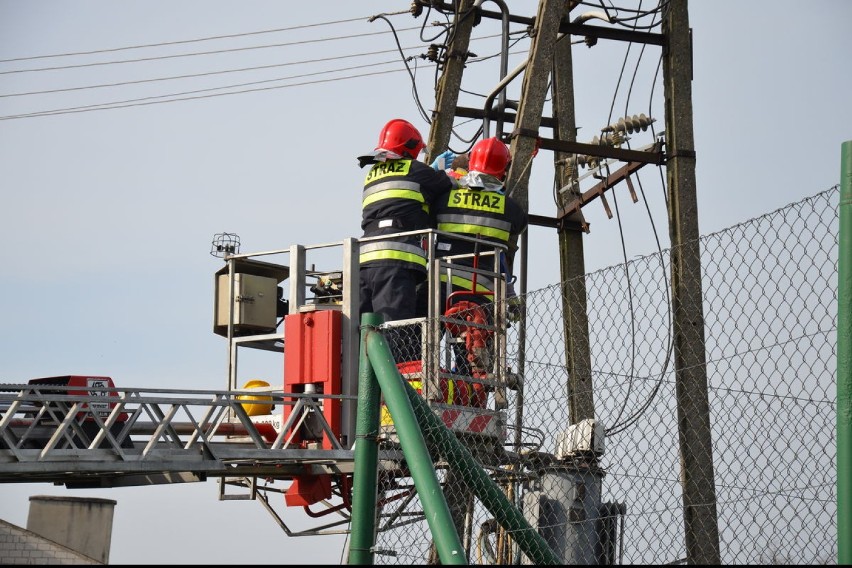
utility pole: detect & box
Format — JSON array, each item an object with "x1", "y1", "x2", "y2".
[
  {"x1": 663, "y1": 0, "x2": 721, "y2": 563},
  {"x1": 427, "y1": 1, "x2": 573, "y2": 560},
  {"x1": 504, "y1": 11, "x2": 572, "y2": 450},
  {"x1": 426, "y1": 0, "x2": 477, "y2": 164},
  {"x1": 550, "y1": 21, "x2": 595, "y2": 424},
  {"x1": 504, "y1": 0, "x2": 572, "y2": 213},
  {"x1": 423, "y1": 3, "x2": 479, "y2": 560}
]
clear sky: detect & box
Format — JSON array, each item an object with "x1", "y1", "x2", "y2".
[{"x1": 0, "y1": 1, "x2": 849, "y2": 564}]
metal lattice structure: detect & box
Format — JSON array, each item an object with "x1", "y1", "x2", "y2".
[{"x1": 372, "y1": 185, "x2": 839, "y2": 565}]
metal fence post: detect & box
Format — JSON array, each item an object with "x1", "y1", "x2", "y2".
[{"x1": 838, "y1": 140, "x2": 852, "y2": 564}]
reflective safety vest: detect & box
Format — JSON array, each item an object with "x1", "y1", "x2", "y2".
[
  {"x1": 433, "y1": 186, "x2": 527, "y2": 292},
  {"x1": 435, "y1": 188, "x2": 514, "y2": 246},
  {"x1": 360, "y1": 158, "x2": 453, "y2": 272}
]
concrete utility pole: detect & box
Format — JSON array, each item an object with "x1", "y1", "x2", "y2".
[
  {"x1": 662, "y1": 0, "x2": 721, "y2": 563},
  {"x1": 503, "y1": 7, "x2": 572, "y2": 423},
  {"x1": 425, "y1": 0, "x2": 477, "y2": 164},
  {"x1": 550, "y1": 23, "x2": 595, "y2": 424},
  {"x1": 504, "y1": 0, "x2": 572, "y2": 213}
]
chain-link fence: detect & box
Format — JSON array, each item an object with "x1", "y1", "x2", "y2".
[{"x1": 371, "y1": 185, "x2": 839, "y2": 565}]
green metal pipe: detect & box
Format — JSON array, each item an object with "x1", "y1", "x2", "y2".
[
  {"x1": 365, "y1": 326, "x2": 467, "y2": 565},
  {"x1": 348, "y1": 313, "x2": 384, "y2": 565},
  {"x1": 365, "y1": 330, "x2": 560, "y2": 565},
  {"x1": 398, "y1": 379, "x2": 562, "y2": 566},
  {"x1": 838, "y1": 140, "x2": 852, "y2": 564}
]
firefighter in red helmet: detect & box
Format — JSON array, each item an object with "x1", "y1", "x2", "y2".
[
  {"x1": 468, "y1": 136, "x2": 511, "y2": 178},
  {"x1": 429, "y1": 137, "x2": 528, "y2": 393},
  {"x1": 433, "y1": 136, "x2": 527, "y2": 302},
  {"x1": 357, "y1": 118, "x2": 455, "y2": 362}
]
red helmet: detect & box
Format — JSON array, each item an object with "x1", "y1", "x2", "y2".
[
  {"x1": 468, "y1": 137, "x2": 511, "y2": 179},
  {"x1": 376, "y1": 119, "x2": 425, "y2": 159}
]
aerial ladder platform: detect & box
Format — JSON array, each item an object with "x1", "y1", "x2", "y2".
[{"x1": 0, "y1": 231, "x2": 518, "y2": 539}]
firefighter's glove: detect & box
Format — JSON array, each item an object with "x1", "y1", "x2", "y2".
[
  {"x1": 507, "y1": 296, "x2": 524, "y2": 325},
  {"x1": 431, "y1": 150, "x2": 456, "y2": 171}
]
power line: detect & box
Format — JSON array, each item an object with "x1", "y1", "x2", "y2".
[
  {"x1": 0, "y1": 26, "x2": 422, "y2": 75},
  {"x1": 0, "y1": 46, "x2": 417, "y2": 98},
  {"x1": 0, "y1": 32, "x2": 510, "y2": 119},
  {"x1": 0, "y1": 6, "x2": 534, "y2": 126},
  {"x1": 0, "y1": 30, "x2": 509, "y2": 98},
  {"x1": 0, "y1": 16, "x2": 376, "y2": 64},
  {"x1": 0, "y1": 68, "x2": 407, "y2": 120}
]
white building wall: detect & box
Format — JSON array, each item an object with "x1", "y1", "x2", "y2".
[{"x1": 0, "y1": 519, "x2": 100, "y2": 565}]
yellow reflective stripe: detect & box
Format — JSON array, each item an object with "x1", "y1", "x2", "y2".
[
  {"x1": 362, "y1": 188, "x2": 425, "y2": 209},
  {"x1": 360, "y1": 250, "x2": 428, "y2": 267},
  {"x1": 440, "y1": 273, "x2": 493, "y2": 292},
  {"x1": 364, "y1": 180, "x2": 420, "y2": 199},
  {"x1": 437, "y1": 222, "x2": 509, "y2": 242}
]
